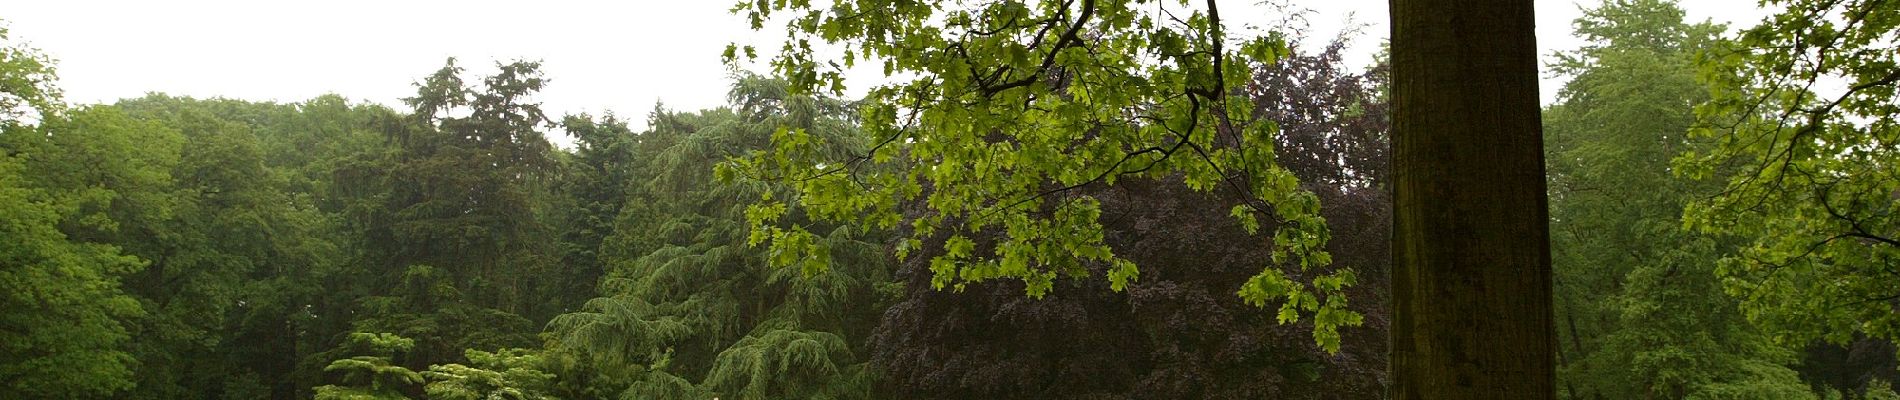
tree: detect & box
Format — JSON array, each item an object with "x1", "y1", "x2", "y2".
[
  {"x1": 57, "y1": 94, "x2": 401, "y2": 398},
  {"x1": 1388, "y1": 0, "x2": 1552, "y2": 397},
  {"x1": 2, "y1": 33, "x2": 392, "y2": 397},
  {"x1": 730, "y1": 0, "x2": 1358, "y2": 355},
  {"x1": 550, "y1": 112, "x2": 641, "y2": 315},
  {"x1": 1545, "y1": 1, "x2": 1813, "y2": 398},
  {"x1": 861, "y1": 30, "x2": 1395, "y2": 399},
  {"x1": 1251, "y1": 33, "x2": 1390, "y2": 189},
  {"x1": 1679, "y1": 0, "x2": 1900, "y2": 356},
  {"x1": 313, "y1": 332, "x2": 424, "y2": 400},
  {"x1": 3, "y1": 103, "x2": 186, "y2": 399},
  {"x1": 181, "y1": 95, "x2": 393, "y2": 398},
  {"x1": 343, "y1": 59, "x2": 560, "y2": 368},
  {"x1": 551, "y1": 76, "x2": 891, "y2": 399},
  {"x1": 0, "y1": 25, "x2": 58, "y2": 126},
  {"x1": 379, "y1": 58, "x2": 558, "y2": 318},
  {"x1": 422, "y1": 348, "x2": 557, "y2": 400},
  {"x1": 0, "y1": 26, "x2": 144, "y2": 399},
  {"x1": 0, "y1": 122, "x2": 146, "y2": 399},
  {"x1": 91, "y1": 94, "x2": 358, "y2": 399}
]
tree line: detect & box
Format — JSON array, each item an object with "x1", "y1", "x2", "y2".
[{"x1": 2, "y1": 0, "x2": 1898, "y2": 398}]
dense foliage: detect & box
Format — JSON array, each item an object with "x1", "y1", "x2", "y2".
[
  {"x1": 1682, "y1": 0, "x2": 1900, "y2": 356},
  {"x1": 0, "y1": 28, "x2": 143, "y2": 399},
  {"x1": 2, "y1": 0, "x2": 1899, "y2": 398},
  {"x1": 860, "y1": 31, "x2": 1393, "y2": 399},
  {"x1": 1545, "y1": 1, "x2": 1813, "y2": 398},
  {"x1": 726, "y1": 0, "x2": 1360, "y2": 353}
]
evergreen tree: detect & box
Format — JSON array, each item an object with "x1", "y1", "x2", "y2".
[
  {"x1": 313, "y1": 332, "x2": 424, "y2": 400},
  {"x1": 551, "y1": 76, "x2": 892, "y2": 399},
  {"x1": 344, "y1": 59, "x2": 561, "y2": 369}
]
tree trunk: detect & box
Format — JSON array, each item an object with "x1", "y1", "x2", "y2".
[{"x1": 1389, "y1": 0, "x2": 1554, "y2": 398}]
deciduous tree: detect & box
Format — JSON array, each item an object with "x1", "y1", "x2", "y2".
[
  {"x1": 1388, "y1": 0, "x2": 1552, "y2": 397},
  {"x1": 1680, "y1": 0, "x2": 1900, "y2": 354},
  {"x1": 731, "y1": 0, "x2": 1358, "y2": 355}
]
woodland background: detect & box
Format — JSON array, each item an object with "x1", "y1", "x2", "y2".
[{"x1": 3, "y1": 0, "x2": 1898, "y2": 398}]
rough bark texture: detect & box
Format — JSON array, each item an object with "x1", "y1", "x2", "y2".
[{"x1": 1389, "y1": 0, "x2": 1554, "y2": 398}]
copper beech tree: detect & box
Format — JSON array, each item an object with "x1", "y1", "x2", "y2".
[{"x1": 726, "y1": 0, "x2": 1552, "y2": 397}]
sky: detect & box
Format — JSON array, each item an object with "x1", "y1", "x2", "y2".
[{"x1": 3, "y1": 1, "x2": 1767, "y2": 148}]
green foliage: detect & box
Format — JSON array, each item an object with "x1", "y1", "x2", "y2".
[
  {"x1": 340, "y1": 59, "x2": 561, "y2": 371},
  {"x1": 550, "y1": 76, "x2": 890, "y2": 397},
  {"x1": 1858, "y1": 381, "x2": 1900, "y2": 400},
  {"x1": 423, "y1": 348, "x2": 557, "y2": 400},
  {"x1": 0, "y1": 25, "x2": 59, "y2": 126},
  {"x1": 1679, "y1": 0, "x2": 1900, "y2": 349},
  {"x1": 1688, "y1": 357, "x2": 1824, "y2": 399},
  {"x1": 3, "y1": 42, "x2": 399, "y2": 396},
  {"x1": 0, "y1": 26, "x2": 146, "y2": 399},
  {"x1": 547, "y1": 296, "x2": 698, "y2": 368},
  {"x1": 2, "y1": 105, "x2": 185, "y2": 399},
  {"x1": 114, "y1": 95, "x2": 337, "y2": 398},
  {"x1": 550, "y1": 113, "x2": 642, "y2": 318},
  {"x1": 0, "y1": 143, "x2": 144, "y2": 399},
  {"x1": 1547, "y1": 1, "x2": 1814, "y2": 398},
  {"x1": 703, "y1": 329, "x2": 870, "y2": 400},
  {"x1": 373, "y1": 58, "x2": 559, "y2": 316},
  {"x1": 729, "y1": 0, "x2": 1356, "y2": 353},
  {"x1": 123, "y1": 94, "x2": 391, "y2": 398},
  {"x1": 349, "y1": 264, "x2": 538, "y2": 372},
  {"x1": 617, "y1": 370, "x2": 711, "y2": 400},
  {"x1": 11, "y1": 3, "x2": 1900, "y2": 397},
  {"x1": 313, "y1": 333, "x2": 424, "y2": 400},
  {"x1": 0, "y1": 22, "x2": 882, "y2": 398}
]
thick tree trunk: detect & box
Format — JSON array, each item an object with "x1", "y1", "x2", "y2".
[{"x1": 1388, "y1": 0, "x2": 1553, "y2": 398}]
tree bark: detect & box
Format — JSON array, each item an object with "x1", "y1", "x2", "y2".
[{"x1": 1389, "y1": 0, "x2": 1554, "y2": 398}]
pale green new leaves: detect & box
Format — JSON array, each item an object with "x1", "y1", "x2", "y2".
[
  {"x1": 728, "y1": 0, "x2": 1357, "y2": 352},
  {"x1": 314, "y1": 333, "x2": 424, "y2": 400},
  {"x1": 423, "y1": 349, "x2": 557, "y2": 400}
]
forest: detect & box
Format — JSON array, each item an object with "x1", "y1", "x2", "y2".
[{"x1": 1, "y1": 0, "x2": 1897, "y2": 398}]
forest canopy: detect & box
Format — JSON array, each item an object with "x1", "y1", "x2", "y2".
[{"x1": 2, "y1": 0, "x2": 1898, "y2": 398}]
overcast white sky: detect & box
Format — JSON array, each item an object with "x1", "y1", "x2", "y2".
[{"x1": 3, "y1": 1, "x2": 1765, "y2": 147}]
